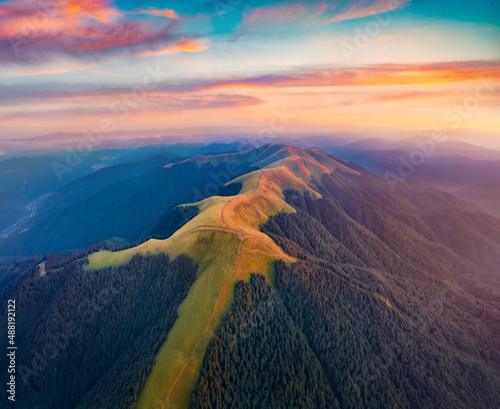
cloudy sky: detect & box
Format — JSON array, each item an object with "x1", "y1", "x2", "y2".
[{"x1": 0, "y1": 0, "x2": 499, "y2": 145}]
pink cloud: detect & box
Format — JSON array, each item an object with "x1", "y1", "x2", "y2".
[
  {"x1": 0, "y1": 94, "x2": 264, "y2": 120},
  {"x1": 3, "y1": 60, "x2": 498, "y2": 106},
  {"x1": 237, "y1": 0, "x2": 408, "y2": 39},
  {"x1": 246, "y1": 3, "x2": 328, "y2": 24},
  {"x1": 0, "y1": 0, "x2": 202, "y2": 65},
  {"x1": 192, "y1": 61, "x2": 500, "y2": 91},
  {"x1": 328, "y1": 0, "x2": 410, "y2": 23}
]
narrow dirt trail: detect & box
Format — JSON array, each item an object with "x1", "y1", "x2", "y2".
[
  {"x1": 171, "y1": 225, "x2": 245, "y2": 241},
  {"x1": 166, "y1": 170, "x2": 282, "y2": 258},
  {"x1": 220, "y1": 170, "x2": 265, "y2": 228},
  {"x1": 161, "y1": 239, "x2": 244, "y2": 409}
]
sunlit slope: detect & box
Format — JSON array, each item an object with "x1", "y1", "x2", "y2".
[{"x1": 86, "y1": 144, "x2": 360, "y2": 409}]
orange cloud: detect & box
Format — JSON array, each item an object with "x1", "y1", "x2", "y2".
[
  {"x1": 141, "y1": 39, "x2": 209, "y2": 57},
  {"x1": 0, "y1": 0, "x2": 121, "y2": 38},
  {"x1": 370, "y1": 35, "x2": 398, "y2": 42},
  {"x1": 173, "y1": 38, "x2": 209, "y2": 53},
  {"x1": 65, "y1": 0, "x2": 121, "y2": 23},
  {"x1": 134, "y1": 7, "x2": 181, "y2": 20},
  {"x1": 196, "y1": 61, "x2": 500, "y2": 90}
]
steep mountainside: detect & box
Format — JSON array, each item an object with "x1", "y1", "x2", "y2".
[{"x1": 0, "y1": 149, "x2": 179, "y2": 234}]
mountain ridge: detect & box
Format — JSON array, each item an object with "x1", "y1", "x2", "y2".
[{"x1": 2, "y1": 144, "x2": 499, "y2": 409}]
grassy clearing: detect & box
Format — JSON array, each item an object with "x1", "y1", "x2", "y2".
[
  {"x1": 39, "y1": 261, "x2": 46, "y2": 277},
  {"x1": 136, "y1": 231, "x2": 241, "y2": 409},
  {"x1": 378, "y1": 295, "x2": 394, "y2": 309}
]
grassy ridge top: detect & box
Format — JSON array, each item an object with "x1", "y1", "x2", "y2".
[{"x1": 85, "y1": 145, "x2": 357, "y2": 409}]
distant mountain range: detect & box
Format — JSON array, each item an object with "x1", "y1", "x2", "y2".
[{"x1": 327, "y1": 137, "x2": 500, "y2": 218}]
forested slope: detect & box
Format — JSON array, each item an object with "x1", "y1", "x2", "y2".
[
  {"x1": 190, "y1": 153, "x2": 500, "y2": 408},
  {"x1": 0, "y1": 254, "x2": 197, "y2": 409}
]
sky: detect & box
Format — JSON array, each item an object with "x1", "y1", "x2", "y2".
[{"x1": 0, "y1": 0, "x2": 499, "y2": 147}]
